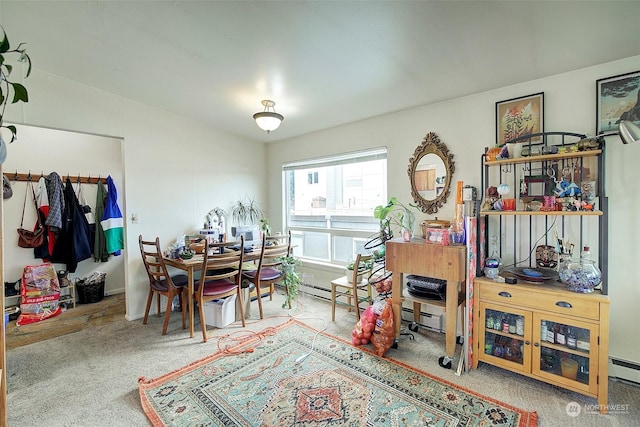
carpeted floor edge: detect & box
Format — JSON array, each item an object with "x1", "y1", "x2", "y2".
[{"x1": 138, "y1": 318, "x2": 538, "y2": 427}]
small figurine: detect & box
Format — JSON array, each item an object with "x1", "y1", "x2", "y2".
[{"x1": 482, "y1": 186, "x2": 500, "y2": 210}]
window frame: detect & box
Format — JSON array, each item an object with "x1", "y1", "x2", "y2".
[{"x1": 283, "y1": 147, "x2": 387, "y2": 266}]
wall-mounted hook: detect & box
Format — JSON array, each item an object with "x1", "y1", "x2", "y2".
[
  {"x1": 76, "y1": 173, "x2": 81, "y2": 184},
  {"x1": 86, "y1": 174, "x2": 91, "y2": 183},
  {"x1": 521, "y1": 164, "x2": 531, "y2": 172},
  {"x1": 27, "y1": 171, "x2": 32, "y2": 181},
  {"x1": 14, "y1": 170, "x2": 18, "y2": 180},
  {"x1": 40, "y1": 171, "x2": 44, "y2": 179},
  {"x1": 501, "y1": 164, "x2": 512, "y2": 174}
]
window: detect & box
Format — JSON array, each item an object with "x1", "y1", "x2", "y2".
[{"x1": 283, "y1": 148, "x2": 387, "y2": 265}]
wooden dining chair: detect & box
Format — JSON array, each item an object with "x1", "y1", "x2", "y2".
[
  {"x1": 331, "y1": 253, "x2": 373, "y2": 321},
  {"x1": 195, "y1": 236, "x2": 246, "y2": 342},
  {"x1": 242, "y1": 231, "x2": 291, "y2": 319},
  {"x1": 139, "y1": 235, "x2": 189, "y2": 335}
]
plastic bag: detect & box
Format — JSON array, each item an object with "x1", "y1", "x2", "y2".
[
  {"x1": 16, "y1": 263, "x2": 62, "y2": 326},
  {"x1": 351, "y1": 305, "x2": 377, "y2": 346},
  {"x1": 371, "y1": 298, "x2": 395, "y2": 357}
]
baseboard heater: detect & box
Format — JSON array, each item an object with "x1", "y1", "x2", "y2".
[
  {"x1": 611, "y1": 358, "x2": 640, "y2": 371},
  {"x1": 610, "y1": 357, "x2": 640, "y2": 385}
]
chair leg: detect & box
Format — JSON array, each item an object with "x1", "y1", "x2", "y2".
[
  {"x1": 269, "y1": 283, "x2": 273, "y2": 301},
  {"x1": 236, "y1": 290, "x2": 246, "y2": 328},
  {"x1": 179, "y1": 290, "x2": 186, "y2": 330},
  {"x1": 331, "y1": 284, "x2": 336, "y2": 321},
  {"x1": 198, "y1": 299, "x2": 208, "y2": 342},
  {"x1": 161, "y1": 292, "x2": 173, "y2": 335},
  {"x1": 156, "y1": 292, "x2": 161, "y2": 317},
  {"x1": 255, "y1": 282, "x2": 264, "y2": 319},
  {"x1": 143, "y1": 289, "x2": 154, "y2": 325},
  {"x1": 352, "y1": 285, "x2": 361, "y2": 321}
]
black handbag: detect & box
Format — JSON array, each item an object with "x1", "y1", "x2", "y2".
[{"x1": 17, "y1": 181, "x2": 45, "y2": 248}]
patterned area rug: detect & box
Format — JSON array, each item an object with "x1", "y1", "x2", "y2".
[{"x1": 139, "y1": 320, "x2": 537, "y2": 426}]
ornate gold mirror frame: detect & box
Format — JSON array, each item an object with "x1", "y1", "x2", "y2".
[{"x1": 408, "y1": 132, "x2": 455, "y2": 214}]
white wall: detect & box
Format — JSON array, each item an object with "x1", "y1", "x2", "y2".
[
  {"x1": 267, "y1": 56, "x2": 640, "y2": 373},
  {"x1": 2, "y1": 67, "x2": 266, "y2": 321}
]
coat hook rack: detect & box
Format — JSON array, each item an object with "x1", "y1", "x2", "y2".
[{"x1": 8, "y1": 171, "x2": 107, "y2": 184}]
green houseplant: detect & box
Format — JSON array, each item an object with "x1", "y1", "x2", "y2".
[
  {"x1": 0, "y1": 26, "x2": 31, "y2": 145},
  {"x1": 373, "y1": 197, "x2": 419, "y2": 241},
  {"x1": 279, "y1": 255, "x2": 301, "y2": 309},
  {"x1": 259, "y1": 218, "x2": 272, "y2": 237},
  {"x1": 231, "y1": 196, "x2": 264, "y2": 225}
]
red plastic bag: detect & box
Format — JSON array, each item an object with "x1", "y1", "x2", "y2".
[
  {"x1": 371, "y1": 299, "x2": 394, "y2": 357},
  {"x1": 351, "y1": 305, "x2": 377, "y2": 346},
  {"x1": 16, "y1": 263, "x2": 62, "y2": 326}
]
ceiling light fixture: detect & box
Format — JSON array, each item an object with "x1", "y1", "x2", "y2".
[
  {"x1": 604, "y1": 120, "x2": 640, "y2": 144},
  {"x1": 253, "y1": 100, "x2": 284, "y2": 134}
]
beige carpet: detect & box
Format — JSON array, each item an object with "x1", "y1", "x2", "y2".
[{"x1": 6, "y1": 291, "x2": 640, "y2": 426}]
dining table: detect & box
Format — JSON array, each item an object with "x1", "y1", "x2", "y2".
[{"x1": 163, "y1": 247, "x2": 262, "y2": 338}]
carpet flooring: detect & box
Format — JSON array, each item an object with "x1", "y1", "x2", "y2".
[
  {"x1": 139, "y1": 319, "x2": 537, "y2": 426},
  {"x1": 5, "y1": 290, "x2": 640, "y2": 426}
]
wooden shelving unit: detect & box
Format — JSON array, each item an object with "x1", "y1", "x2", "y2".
[{"x1": 472, "y1": 133, "x2": 610, "y2": 413}]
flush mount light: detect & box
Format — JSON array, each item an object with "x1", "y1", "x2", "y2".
[{"x1": 253, "y1": 100, "x2": 284, "y2": 134}]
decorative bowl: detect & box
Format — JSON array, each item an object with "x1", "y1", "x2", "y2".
[
  {"x1": 179, "y1": 249, "x2": 195, "y2": 260},
  {"x1": 558, "y1": 258, "x2": 601, "y2": 293}
]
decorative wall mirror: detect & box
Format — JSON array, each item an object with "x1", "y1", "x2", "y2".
[{"x1": 408, "y1": 132, "x2": 455, "y2": 214}]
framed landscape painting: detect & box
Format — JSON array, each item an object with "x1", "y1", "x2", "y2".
[
  {"x1": 495, "y1": 92, "x2": 544, "y2": 146},
  {"x1": 596, "y1": 70, "x2": 640, "y2": 135}
]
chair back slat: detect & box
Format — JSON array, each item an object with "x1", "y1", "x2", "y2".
[
  {"x1": 139, "y1": 236, "x2": 173, "y2": 286},
  {"x1": 351, "y1": 253, "x2": 373, "y2": 285},
  {"x1": 199, "y1": 236, "x2": 245, "y2": 286},
  {"x1": 260, "y1": 231, "x2": 292, "y2": 271}
]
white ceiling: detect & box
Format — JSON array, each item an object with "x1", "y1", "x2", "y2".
[{"x1": 2, "y1": 1, "x2": 639, "y2": 143}]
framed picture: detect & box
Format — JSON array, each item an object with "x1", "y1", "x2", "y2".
[
  {"x1": 596, "y1": 70, "x2": 640, "y2": 135},
  {"x1": 495, "y1": 92, "x2": 544, "y2": 146}
]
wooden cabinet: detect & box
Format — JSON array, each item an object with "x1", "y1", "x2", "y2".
[{"x1": 473, "y1": 277, "x2": 610, "y2": 413}]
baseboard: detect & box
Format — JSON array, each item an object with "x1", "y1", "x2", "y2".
[{"x1": 610, "y1": 357, "x2": 640, "y2": 384}]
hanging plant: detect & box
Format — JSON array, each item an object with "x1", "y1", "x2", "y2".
[
  {"x1": 0, "y1": 25, "x2": 31, "y2": 145},
  {"x1": 278, "y1": 255, "x2": 301, "y2": 309}
]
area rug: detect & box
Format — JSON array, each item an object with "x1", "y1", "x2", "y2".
[{"x1": 138, "y1": 319, "x2": 537, "y2": 426}]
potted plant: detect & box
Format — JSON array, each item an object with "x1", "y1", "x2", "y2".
[
  {"x1": 373, "y1": 197, "x2": 419, "y2": 241},
  {"x1": 0, "y1": 26, "x2": 31, "y2": 148},
  {"x1": 259, "y1": 218, "x2": 272, "y2": 237},
  {"x1": 231, "y1": 196, "x2": 264, "y2": 225},
  {"x1": 278, "y1": 255, "x2": 301, "y2": 309},
  {"x1": 346, "y1": 258, "x2": 373, "y2": 283}
]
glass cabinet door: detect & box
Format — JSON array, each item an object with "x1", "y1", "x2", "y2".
[
  {"x1": 532, "y1": 313, "x2": 598, "y2": 394},
  {"x1": 479, "y1": 302, "x2": 531, "y2": 372}
]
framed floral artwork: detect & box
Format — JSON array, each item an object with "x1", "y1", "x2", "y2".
[
  {"x1": 596, "y1": 70, "x2": 640, "y2": 135},
  {"x1": 495, "y1": 92, "x2": 544, "y2": 146}
]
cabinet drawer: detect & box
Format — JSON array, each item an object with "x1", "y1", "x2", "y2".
[{"x1": 478, "y1": 282, "x2": 600, "y2": 320}]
